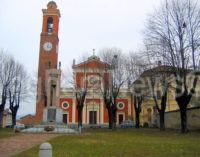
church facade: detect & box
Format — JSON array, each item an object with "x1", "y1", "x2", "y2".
[
  {"x1": 32, "y1": 1, "x2": 200, "y2": 130},
  {"x1": 35, "y1": 1, "x2": 133, "y2": 126},
  {"x1": 59, "y1": 55, "x2": 132, "y2": 125}
]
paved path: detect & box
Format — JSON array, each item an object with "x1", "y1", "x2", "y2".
[{"x1": 0, "y1": 133, "x2": 59, "y2": 157}]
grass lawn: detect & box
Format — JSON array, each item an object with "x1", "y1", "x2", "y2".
[
  {"x1": 13, "y1": 128, "x2": 200, "y2": 157},
  {"x1": 0, "y1": 128, "x2": 17, "y2": 139}
]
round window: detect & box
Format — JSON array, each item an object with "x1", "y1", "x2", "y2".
[
  {"x1": 118, "y1": 103, "x2": 124, "y2": 109},
  {"x1": 62, "y1": 102, "x2": 69, "y2": 109}
]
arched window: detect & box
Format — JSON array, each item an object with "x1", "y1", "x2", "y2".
[{"x1": 47, "y1": 17, "x2": 53, "y2": 33}]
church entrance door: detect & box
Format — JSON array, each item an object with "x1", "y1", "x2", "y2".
[
  {"x1": 89, "y1": 111, "x2": 97, "y2": 124},
  {"x1": 118, "y1": 114, "x2": 123, "y2": 124},
  {"x1": 63, "y1": 114, "x2": 68, "y2": 124}
]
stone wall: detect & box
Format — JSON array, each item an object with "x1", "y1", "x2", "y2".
[{"x1": 156, "y1": 107, "x2": 200, "y2": 130}]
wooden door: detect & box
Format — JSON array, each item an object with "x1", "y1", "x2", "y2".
[
  {"x1": 118, "y1": 114, "x2": 123, "y2": 124},
  {"x1": 89, "y1": 111, "x2": 97, "y2": 124},
  {"x1": 63, "y1": 114, "x2": 68, "y2": 124}
]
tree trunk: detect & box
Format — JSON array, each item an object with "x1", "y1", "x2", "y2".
[
  {"x1": 135, "y1": 112, "x2": 140, "y2": 128},
  {"x1": 176, "y1": 93, "x2": 189, "y2": 133},
  {"x1": 159, "y1": 110, "x2": 165, "y2": 131},
  {"x1": 111, "y1": 114, "x2": 116, "y2": 129},
  {"x1": 111, "y1": 106, "x2": 117, "y2": 129},
  {"x1": 180, "y1": 105, "x2": 188, "y2": 133},
  {"x1": 134, "y1": 95, "x2": 142, "y2": 128},
  {"x1": 0, "y1": 110, "x2": 4, "y2": 129},
  {"x1": 0, "y1": 102, "x2": 6, "y2": 129},
  {"x1": 78, "y1": 109, "x2": 82, "y2": 128},
  {"x1": 108, "y1": 109, "x2": 112, "y2": 129},
  {"x1": 12, "y1": 112, "x2": 17, "y2": 128},
  {"x1": 10, "y1": 105, "x2": 19, "y2": 128}
]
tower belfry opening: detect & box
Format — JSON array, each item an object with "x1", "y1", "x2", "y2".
[{"x1": 47, "y1": 17, "x2": 53, "y2": 33}]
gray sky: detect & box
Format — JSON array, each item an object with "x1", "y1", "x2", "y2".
[{"x1": 0, "y1": 0, "x2": 161, "y2": 117}]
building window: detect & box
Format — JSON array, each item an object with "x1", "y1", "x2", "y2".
[
  {"x1": 62, "y1": 102, "x2": 69, "y2": 109},
  {"x1": 47, "y1": 17, "x2": 53, "y2": 33},
  {"x1": 118, "y1": 102, "x2": 125, "y2": 109}
]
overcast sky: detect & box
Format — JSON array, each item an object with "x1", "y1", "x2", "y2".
[{"x1": 0, "y1": 0, "x2": 161, "y2": 117}]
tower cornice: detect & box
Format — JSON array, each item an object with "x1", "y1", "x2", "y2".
[{"x1": 42, "y1": 9, "x2": 61, "y2": 17}]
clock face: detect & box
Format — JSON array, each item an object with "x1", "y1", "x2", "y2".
[{"x1": 43, "y1": 42, "x2": 52, "y2": 51}]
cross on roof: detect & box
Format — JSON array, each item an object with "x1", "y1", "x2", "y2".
[{"x1": 93, "y1": 48, "x2": 95, "y2": 56}]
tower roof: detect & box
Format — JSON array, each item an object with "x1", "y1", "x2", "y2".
[
  {"x1": 47, "y1": 1, "x2": 57, "y2": 9},
  {"x1": 48, "y1": 1, "x2": 57, "y2": 5}
]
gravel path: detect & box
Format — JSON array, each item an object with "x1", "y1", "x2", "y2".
[{"x1": 0, "y1": 133, "x2": 59, "y2": 157}]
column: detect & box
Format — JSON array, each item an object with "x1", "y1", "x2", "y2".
[{"x1": 72, "y1": 98, "x2": 76, "y2": 123}]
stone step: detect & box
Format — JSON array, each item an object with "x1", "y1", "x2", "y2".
[
  {"x1": 34, "y1": 124, "x2": 69, "y2": 128},
  {"x1": 21, "y1": 127, "x2": 78, "y2": 134}
]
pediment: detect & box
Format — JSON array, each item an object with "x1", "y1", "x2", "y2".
[{"x1": 73, "y1": 55, "x2": 110, "y2": 69}]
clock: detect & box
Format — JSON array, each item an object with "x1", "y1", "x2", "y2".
[{"x1": 43, "y1": 42, "x2": 52, "y2": 51}]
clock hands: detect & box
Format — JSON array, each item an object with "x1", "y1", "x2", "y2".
[
  {"x1": 43, "y1": 42, "x2": 52, "y2": 51},
  {"x1": 47, "y1": 43, "x2": 51, "y2": 48}
]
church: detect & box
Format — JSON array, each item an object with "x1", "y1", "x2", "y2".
[
  {"x1": 35, "y1": 1, "x2": 133, "y2": 127},
  {"x1": 21, "y1": 1, "x2": 200, "y2": 130}
]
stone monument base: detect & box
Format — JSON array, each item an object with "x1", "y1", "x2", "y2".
[
  {"x1": 43, "y1": 108, "x2": 63, "y2": 123},
  {"x1": 21, "y1": 122, "x2": 78, "y2": 134},
  {"x1": 21, "y1": 107, "x2": 78, "y2": 134}
]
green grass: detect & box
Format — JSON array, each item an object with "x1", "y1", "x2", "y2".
[
  {"x1": 13, "y1": 128, "x2": 200, "y2": 157},
  {"x1": 0, "y1": 128, "x2": 17, "y2": 139}
]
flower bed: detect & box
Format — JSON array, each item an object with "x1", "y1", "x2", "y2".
[{"x1": 44, "y1": 126, "x2": 55, "y2": 132}]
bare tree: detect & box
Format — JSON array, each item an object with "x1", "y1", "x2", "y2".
[
  {"x1": 144, "y1": 66, "x2": 172, "y2": 131},
  {"x1": 125, "y1": 52, "x2": 148, "y2": 128},
  {"x1": 76, "y1": 88, "x2": 87, "y2": 128},
  {"x1": 100, "y1": 61, "x2": 114, "y2": 129},
  {"x1": 144, "y1": 0, "x2": 200, "y2": 132},
  {"x1": 9, "y1": 62, "x2": 28, "y2": 127},
  {"x1": 0, "y1": 51, "x2": 15, "y2": 128},
  {"x1": 134, "y1": 93, "x2": 143, "y2": 128},
  {"x1": 125, "y1": 52, "x2": 148, "y2": 88},
  {"x1": 75, "y1": 78, "x2": 87, "y2": 129},
  {"x1": 143, "y1": 48, "x2": 171, "y2": 130},
  {"x1": 72, "y1": 58, "x2": 88, "y2": 129},
  {"x1": 99, "y1": 47, "x2": 127, "y2": 129}
]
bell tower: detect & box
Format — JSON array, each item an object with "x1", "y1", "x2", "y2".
[{"x1": 35, "y1": 1, "x2": 61, "y2": 122}]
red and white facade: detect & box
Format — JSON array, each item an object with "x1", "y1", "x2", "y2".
[{"x1": 59, "y1": 55, "x2": 132, "y2": 125}]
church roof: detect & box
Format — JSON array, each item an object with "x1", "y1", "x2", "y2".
[
  {"x1": 141, "y1": 65, "x2": 192, "y2": 77},
  {"x1": 72, "y1": 55, "x2": 111, "y2": 69},
  {"x1": 133, "y1": 65, "x2": 193, "y2": 85}
]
